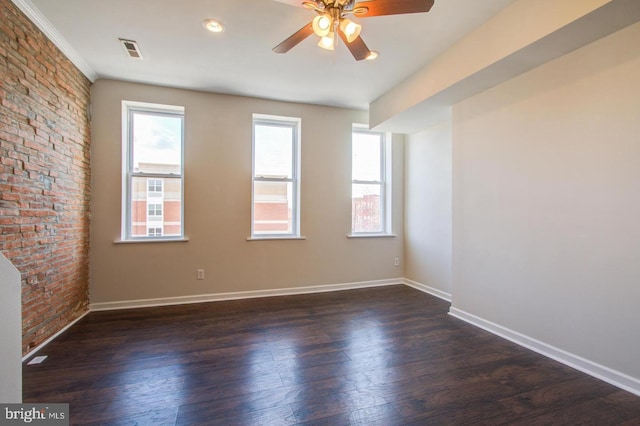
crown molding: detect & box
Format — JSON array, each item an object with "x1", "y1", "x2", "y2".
[{"x1": 11, "y1": 0, "x2": 98, "y2": 82}]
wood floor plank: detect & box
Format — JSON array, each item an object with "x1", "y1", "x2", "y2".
[{"x1": 23, "y1": 285, "x2": 639, "y2": 425}]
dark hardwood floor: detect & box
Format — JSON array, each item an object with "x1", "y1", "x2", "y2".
[{"x1": 23, "y1": 285, "x2": 639, "y2": 425}]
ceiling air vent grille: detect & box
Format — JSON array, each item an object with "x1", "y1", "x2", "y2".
[{"x1": 119, "y1": 38, "x2": 143, "y2": 59}]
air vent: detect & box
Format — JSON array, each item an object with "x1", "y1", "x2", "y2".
[
  {"x1": 119, "y1": 38, "x2": 143, "y2": 59},
  {"x1": 27, "y1": 355, "x2": 48, "y2": 365}
]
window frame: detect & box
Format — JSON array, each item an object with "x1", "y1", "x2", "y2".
[
  {"x1": 121, "y1": 101, "x2": 185, "y2": 242},
  {"x1": 250, "y1": 114, "x2": 302, "y2": 240},
  {"x1": 350, "y1": 125, "x2": 393, "y2": 237}
]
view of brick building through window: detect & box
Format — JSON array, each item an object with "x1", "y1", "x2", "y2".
[
  {"x1": 124, "y1": 105, "x2": 184, "y2": 239},
  {"x1": 352, "y1": 193, "x2": 381, "y2": 232},
  {"x1": 253, "y1": 181, "x2": 292, "y2": 233},
  {"x1": 131, "y1": 163, "x2": 182, "y2": 237},
  {"x1": 352, "y1": 129, "x2": 386, "y2": 233},
  {"x1": 252, "y1": 116, "x2": 299, "y2": 237}
]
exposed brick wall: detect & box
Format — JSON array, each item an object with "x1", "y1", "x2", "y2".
[{"x1": 0, "y1": 0, "x2": 91, "y2": 355}]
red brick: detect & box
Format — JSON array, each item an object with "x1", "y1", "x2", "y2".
[{"x1": 0, "y1": 0, "x2": 90, "y2": 356}]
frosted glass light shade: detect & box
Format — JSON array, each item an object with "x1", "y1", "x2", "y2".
[
  {"x1": 312, "y1": 15, "x2": 332, "y2": 37},
  {"x1": 339, "y1": 18, "x2": 361, "y2": 43},
  {"x1": 318, "y1": 32, "x2": 335, "y2": 50}
]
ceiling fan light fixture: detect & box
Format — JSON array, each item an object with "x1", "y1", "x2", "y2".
[
  {"x1": 312, "y1": 14, "x2": 332, "y2": 37},
  {"x1": 317, "y1": 31, "x2": 335, "y2": 51},
  {"x1": 273, "y1": 0, "x2": 434, "y2": 60},
  {"x1": 203, "y1": 18, "x2": 225, "y2": 33},
  {"x1": 339, "y1": 18, "x2": 361, "y2": 43}
]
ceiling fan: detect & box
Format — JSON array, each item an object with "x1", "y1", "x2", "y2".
[{"x1": 273, "y1": 0, "x2": 435, "y2": 61}]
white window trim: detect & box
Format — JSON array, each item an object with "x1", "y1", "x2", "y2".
[
  {"x1": 120, "y1": 100, "x2": 185, "y2": 242},
  {"x1": 349, "y1": 124, "x2": 394, "y2": 237},
  {"x1": 250, "y1": 114, "x2": 302, "y2": 240}
]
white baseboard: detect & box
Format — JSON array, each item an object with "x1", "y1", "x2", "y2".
[
  {"x1": 449, "y1": 307, "x2": 640, "y2": 397},
  {"x1": 90, "y1": 278, "x2": 405, "y2": 311},
  {"x1": 403, "y1": 279, "x2": 452, "y2": 302},
  {"x1": 21, "y1": 310, "x2": 90, "y2": 363}
]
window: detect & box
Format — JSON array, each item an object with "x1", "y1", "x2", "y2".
[
  {"x1": 147, "y1": 203, "x2": 163, "y2": 218},
  {"x1": 148, "y1": 179, "x2": 163, "y2": 193},
  {"x1": 251, "y1": 114, "x2": 301, "y2": 238},
  {"x1": 351, "y1": 126, "x2": 391, "y2": 235},
  {"x1": 148, "y1": 228, "x2": 163, "y2": 237},
  {"x1": 122, "y1": 101, "x2": 184, "y2": 241}
]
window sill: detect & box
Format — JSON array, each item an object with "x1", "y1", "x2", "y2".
[
  {"x1": 347, "y1": 233, "x2": 397, "y2": 239},
  {"x1": 246, "y1": 236, "x2": 306, "y2": 241},
  {"x1": 114, "y1": 237, "x2": 189, "y2": 244}
]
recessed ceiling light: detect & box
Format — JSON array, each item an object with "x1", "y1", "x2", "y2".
[
  {"x1": 365, "y1": 50, "x2": 379, "y2": 61},
  {"x1": 203, "y1": 19, "x2": 225, "y2": 33}
]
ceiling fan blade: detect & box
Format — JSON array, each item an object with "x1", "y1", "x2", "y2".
[
  {"x1": 272, "y1": 0, "x2": 304, "y2": 7},
  {"x1": 354, "y1": 0, "x2": 434, "y2": 17},
  {"x1": 273, "y1": 22, "x2": 314, "y2": 53},
  {"x1": 338, "y1": 32, "x2": 371, "y2": 61},
  {"x1": 272, "y1": 0, "x2": 320, "y2": 8}
]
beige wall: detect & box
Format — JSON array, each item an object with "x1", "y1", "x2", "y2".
[
  {"x1": 404, "y1": 121, "x2": 452, "y2": 295},
  {"x1": 451, "y1": 22, "x2": 640, "y2": 378},
  {"x1": 90, "y1": 80, "x2": 404, "y2": 304},
  {"x1": 370, "y1": 0, "x2": 640, "y2": 133}
]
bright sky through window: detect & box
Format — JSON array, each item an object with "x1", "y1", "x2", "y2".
[
  {"x1": 254, "y1": 124, "x2": 293, "y2": 178},
  {"x1": 132, "y1": 113, "x2": 182, "y2": 171}
]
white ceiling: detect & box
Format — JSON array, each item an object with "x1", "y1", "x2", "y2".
[{"x1": 26, "y1": 0, "x2": 516, "y2": 110}]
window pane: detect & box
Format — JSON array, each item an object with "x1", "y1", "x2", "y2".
[
  {"x1": 148, "y1": 203, "x2": 162, "y2": 217},
  {"x1": 254, "y1": 124, "x2": 293, "y2": 178},
  {"x1": 253, "y1": 181, "x2": 293, "y2": 234},
  {"x1": 352, "y1": 132, "x2": 381, "y2": 181},
  {"x1": 148, "y1": 179, "x2": 163, "y2": 192},
  {"x1": 352, "y1": 183, "x2": 382, "y2": 233},
  {"x1": 148, "y1": 228, "x2": 162, "y2": 237},
  {"x1": 131, "y1": 176, "x2": 182, "y2": 238},
  {"x1": 132, "y1": 112, "x2": 182, "y2": 174}
]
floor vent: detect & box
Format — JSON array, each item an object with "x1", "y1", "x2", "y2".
[
  {"x1": 27, "y1": 355, "x2": 48, "y2": 365},
  {"x1": 119, "y1": 38, "x2": 143, "y2": 59}
]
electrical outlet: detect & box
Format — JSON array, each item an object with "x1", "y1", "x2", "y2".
[
  {"x1": 196, "y1": 269, "x2": 205, "y2": 280},
  {"x1": 394, "y1": 257, "x2": 400, "y2": 267}
]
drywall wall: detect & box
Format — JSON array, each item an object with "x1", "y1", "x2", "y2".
[
  {"x1": 90, "y1": 80, "x2": 404, "y2": 305},
  {"x1": 370, "y1": 0, "x2": 640, "y2": 133},
  {"x1": 0, "y1": 253, "x2": 21, "y2": 403},
  {"x1": 451, "y1": 21, "x2": 640, "y2": 381},
  {"x1": 404, "y1": 121, "x2": 452, "y2": 296}
]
